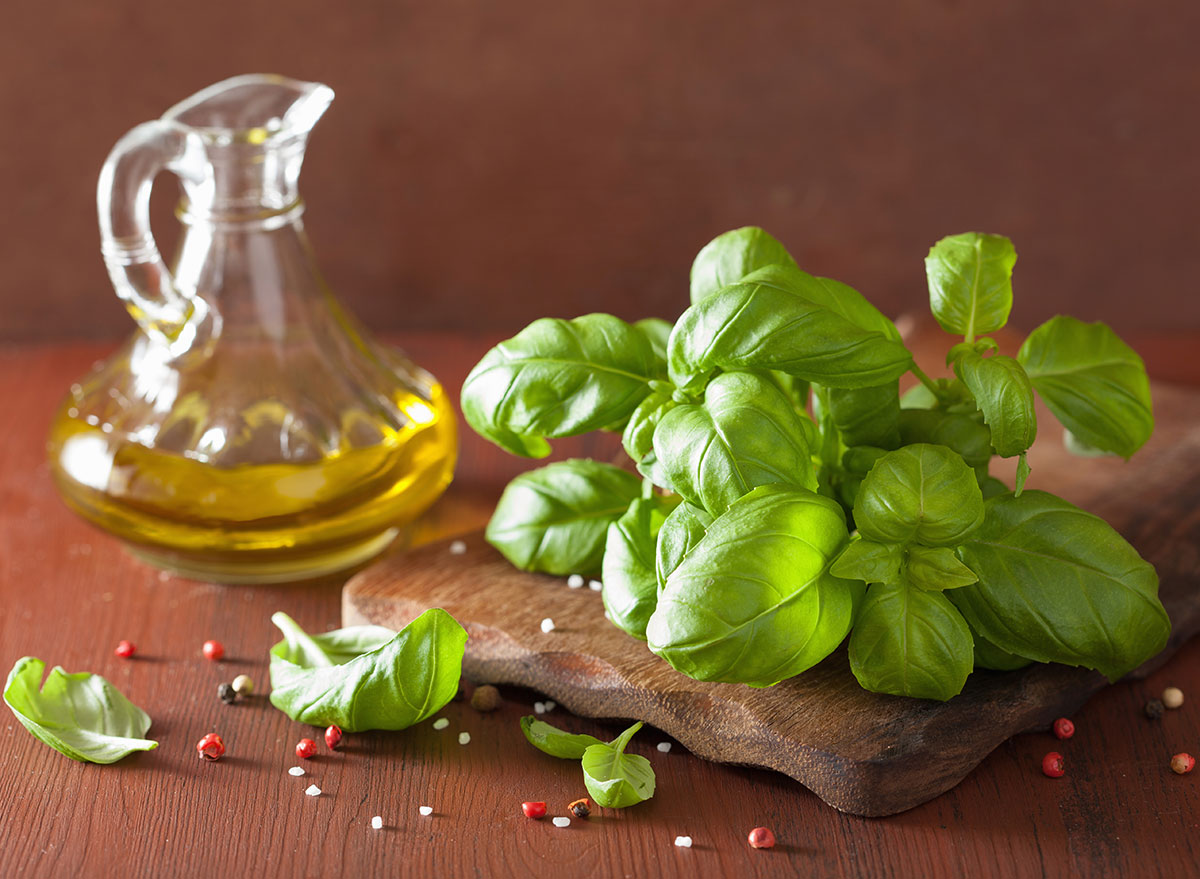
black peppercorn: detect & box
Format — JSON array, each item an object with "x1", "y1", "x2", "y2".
[
  {"x1": 568, "y1": 798, "x2": 590, "y2": 819},
  {"x1": 1144, "y1": 698, "x2": 1165, "y2": 719},
  {"x1": 217, "y1": 682, "x2": 237, "y2": 704}
]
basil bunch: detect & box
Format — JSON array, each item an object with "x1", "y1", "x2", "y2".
[{"x1": 462, "y1": 227, "x2": 1169, "y2": 700}]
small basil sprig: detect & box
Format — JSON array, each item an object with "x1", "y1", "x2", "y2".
[
  {"x1": 268, "y1": 610, "x2": 467, "y2": 731},
  {"x1": 520, "y1": 716, "x2": 656, "y2": 808},
  {"x1": 925, "y1": 232, "x2": 1017, "y2": 340},
  {"x1": 485, "y1": 459, "x2": 642, "y2": 575},
  {"x1": 4, "y1": 657, "x2": 157, "y2": 763}
]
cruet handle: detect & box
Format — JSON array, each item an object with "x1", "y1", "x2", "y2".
[{"x1": 97, "y1": 120, "x2": 213, "y2": 339}]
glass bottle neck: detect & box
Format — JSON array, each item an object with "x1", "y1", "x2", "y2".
[{"x1": 177, "y1": 135, "x2": 308, "y2": 227}]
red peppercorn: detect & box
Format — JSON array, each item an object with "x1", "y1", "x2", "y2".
[
  {"x1": 295, "y1": 738, "x2": 317, "y2": 760},
  {"x1": 202, "y1": 640, "x2": 224, "y2": 661},
  {"x1": 521, "y1": 801, "x2": 547, "y2": 819},
  {"x1": 196, "y1": 733, "x2": 225, "y2": 761},
  {"x1": 1042, "y1": 751, "x2": 1065, "y2": 778},
  {"x1": 748, "y1": 826, "x2": 777, "y2": 849},
  {"x1": 325, "y1": 725, "x2": 343, "y2": 750},
  {"x1": 114, "y1": 640, "x2": 136, "y2": 659},
  {"x1": 1170, "y1": 753, "x2": 1195, "y2": 775},
  {"x1": 1052, "y1": 717, "x2": 1075, "y2": 740}
]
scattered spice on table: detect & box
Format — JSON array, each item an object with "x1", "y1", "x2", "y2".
[
  {"x1": 305, "y1": 784, "x2": 321, "y2": 797},
  {"x1": 458, "y1": 732, "x2": 471, "y2": 745},
  {"x1": 449, "y1": 540, "x2": 467, "y2": 555},
  {"x1": 534, "y1": 701, "x2": 546, "y2": 715},
  {"x1": 114, "y1": 640, "x2": 135, "y2": 659},
  {"x1": 567, "y1": 574, "x2": 584, "y2": 589},
  {"x1": 1145, "y1": 699, "x2": 1165, "y2": 719},
  {"x1": 470, "y1": 684, "x2": 501, "y2": 712},
  {"x1": 325, "y1": 724, "x2": 343, "y2": 750},
  {"x1": 540, "y1": 618, "x2": 556, "y2": 634},
  {"x1": 522, "y1": 801, "x2": 547, "y2": 819},
  {"x1": 748, "y1": 827, "x2": 776, "y2": 849},
  {"x1": 1053, "y1": 717, "x2": 1075, "y2": 740},
  {"x1": 288, "y1": 766, "x2": 306, "y2": 777},
  {"x1": 552, "y1": 817, "x2": 570, "y2": 828},
  {"x1": 588, "y1": 580, "x2": 602, "y2": 592},
  {"x1": 543, "y1": 700, "x2": 555, "y2": 712},
  {"x1": 231, "y1": 674, "x2": 254, "y2": 696},
  {"x1": 432, "y1": 717, "x2": 450, "y2": 730},
  {"x1": 674, "y1": 835, "x2": 693, "y2": 848},
  {"x1": 419, "y1": 806, "x2": 433, "y2": 816},
  {"x1": 196, "y1": 733, "x2": 225, "y2": 761},
  {"x1": 217, "y1": 683, "x2": 237, "y2": 704},
  {"x1": 202, "y1": 640, "x2": 224, "y2": 661},
  {"x1": 1042, "y1": 752, "x2": 1065, "y2": 778},
  {"x1": 371, "y1": 816, "x2": 383, "y2": 830},
  {"x1": 1162, "y1": 687, "x2": 1184, "y2": 709},
  {"x1": 1170, "y1": 753, "x2": 1194, "y2": 775},
  {"x1": 296, "y1": 738, "x2": 317, "y2": 759},
  {"x1": 568, "y1": 798, "x2": 590, "y2": 819},
  {"x1": 657, "y1": 742, "x2": 672, "y2": 753}
]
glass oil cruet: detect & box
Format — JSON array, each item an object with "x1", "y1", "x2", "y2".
[{"x1": 47, "y1": 74, "x2": 457, "y2": 583}]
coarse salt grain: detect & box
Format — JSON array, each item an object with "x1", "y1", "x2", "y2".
[
  {"x1": 458, "y1": 732, "x2": 471, "y2": 745},
  {"x1": 588, "y1": 580, "x2": 603, "y2": 592},
  {"x1": 553, "y1": 817, "x2": 571, "y2": 828},
  {"x1": 544, "y1": 700, "x2": 556, "y2": 712},
  {"x1": 288, "y1": 766, "x2": 306, "y2": 776},
  {"x1": 657, "y1": 742, "x2": 672, "y2": 753},
  {"x1": 534, "y1": 701, "x2": 546, "y2": 714},
  {"x1": 674, "y1": 836, "x2": 693, "y2": 848},
  {"x1": 540, "y1": 618, "x2": 556, "y2": 633},
  {"x1": 567, "y1": 574, "x2": 584, "y2": 589},
  {"x1": 370, "y1": 816, "x2": 383, "y2": 830},
  {"x1": 419, "y1": 806, "x2": 433, "y2": 816},
  {"x1": 305, "y1": 784, "x2": 322, "y2": 797},
  {"x1": 449, "y1": 540, "x2": 467, "y2": 555},
  {"x1": 432, "y1": 718, "x2": 450, "y2": 730}
]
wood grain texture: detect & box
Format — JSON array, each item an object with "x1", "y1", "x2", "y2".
[
  {"x1": 1, "y1": 339, "x2": 1199, "y2": 878},
  {"x1": 342, "y1": 381, "x2": 1200, "y2": 816}
]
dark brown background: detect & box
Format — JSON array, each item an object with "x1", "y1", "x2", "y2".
[{"x1": 2, "y1": 0, "x2": 1198, "y2": 342}]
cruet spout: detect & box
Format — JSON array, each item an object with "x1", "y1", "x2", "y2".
[{"x1": 163, "y1": 74, "x2": 335, "y2": 148}]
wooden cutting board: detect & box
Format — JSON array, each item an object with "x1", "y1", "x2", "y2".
[{"x1": 343, "y1": 381, "x2": 1200, "y2": 817}]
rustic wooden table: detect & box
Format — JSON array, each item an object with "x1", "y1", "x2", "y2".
[{"x1": 1, "y1": 334, "x2": 1197, "y2": 879}]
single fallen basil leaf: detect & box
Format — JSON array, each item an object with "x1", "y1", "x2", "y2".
[
  {"x1": 268, "y1": 609, "x2": 466, "y2": 731},
  {"x1": 519, "y1": 715, "x2": 607, "y2": 759},
  {"x1": 581, "y1": 721, "x2": 656, "y2": 808},
  {"x1": 3, "y1": 656, "x2": 157, "y2": 764}
]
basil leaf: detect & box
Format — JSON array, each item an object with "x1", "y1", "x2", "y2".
[
  {"x1": 970, "y1": 625, "x2": 1033, "y2": 671},
  {"x1": 854, "y1": 444, "x2": 984, "y2": 547},
  {"x1": 896, "y1": 409, "x2": 993, "y2": 481},
  {"x1": 826, "y1": 381, "x2": 901, "y2": 449},
  {"x1": 621, "y1": 390, "x2": 677, "y2": 464},
  {"x1": 634, "y1": 317, "x2": 673, "y2": 363},
  {"x1": 520, "y1": 715, "x2": 606, "y2": 759},
  {"x1": 647, "y1": 485, "x2": 863, "y2": 687},
  {"x1": 485, "y1": 460, "x2": 642, "y2": 575},
  {"x1": 952, "y1": 491, "x2": 1170, "y2": 681},
  {"x1": 4, "y1": 657, "x2": 157, "y2": 764},
  {"x1": 268, "y1": 609, "x2": 467, "y2": 731},
  {"x1": 668, "y1": 269, "x2": 912, "y2": 391},
  {"x1": 848, "y1": 582, "x2": 974, "y2": 701},
  {"x1": 830, "y1": 539, "x2": 904, "y2": 585},
  {"x1": 581, "y1": 722, "x2": 656, "y2": 808},
  {"x1": 655, "y1": 501, "x2": 713, "y2": 591},
  {"x1": 602, "y1": 496, "x2": 677, "y2": 639},
  {"x1": 980, "y1": 476, "x2": 1010, "y2": 499},
  {"x1": 953, "y1": 350, "x2": 1038, "y2": 461},
  {"x1": 652, "y1": 371, "x2": 817, "y2": 515},
  {"x1": 689, "y1": 226, "x2": 797, "y2": 304},
  {"x1": 905, "y1": 545, "x2": 978, "y2": 591},
  {"x1": 743, "y1": 265, "x2": 902, "y2": 341},
  {"x1": 461, "y1": 314, "x2": 660, "y2": 457},
  {"x1": 925, "y1": 232, "x2": 1017, "y2": 337},
  {"x1": 1017, "y1": 315, "x2": 1153, "y2": 459}
]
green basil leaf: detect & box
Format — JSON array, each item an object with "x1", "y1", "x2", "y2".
[
  {"x1": 830, "y1": 538, "x2": 904, "y2": 585},
  {"x1": 461, "y1": 314, "x2": 659, "y2": 457},
  {"x1": 951, "y1": 491, "x2": 1170, "y2": 681},
  {"x1": 980, "y1": 476, "x2": 1010, "y2": 499},
  {"x1": 848, "y1": 582, "x2": 974, "y2": 701},
  {"x1": 602, "y1": 496, "x2": 677, "y2": 639},
  {"x1": 581, "y1": 722, "x2": 656, "y2": 808},
  {"x1": 953, "y1": 351, "x2": 1038, "y2": 459},
  {"x1": 970, "y1": 625, "x2": 1033, "y2": 671},
  {"x1": 634, "y1": 317, "x2": 673, "y2": 364},
  {"x1": 854, "y1": 444, "x2": 984, "y2": 547},
  {"x1": 896, "y1": 409, "x2": 993, "y2": 480},
  {"x1": 744, "y1": 265, "x2": 902, "y2": 341},
  {"x1": 655, "y1": 502, "x2": 714, "y2": 591},
  {"x1": 905, "y1": 545, "x2": 978, "y2": 591},
  {"x1": 1017, "y1": 315, "x2": 1153, "y2": 459},
  {"x1": 836, "y1": 445, "x2": 890, "y2": 511},
  {"x1": 621, "y1": 390, "x2": 677, "y2": 464},
  {"x1": 647, "y1": 485, "x2": 863, "y2": 686},
  {"x1": 268, "y1": 609, "x2": 467, "y2": 731},
  {"x1": 668, "y1": 269, "x2": 912, "y2": 391},
  {"x1": 925, "y1": 232, "x2": 1017, "y2": 337},
  {"x1": 651, "y1": 371, "x2": 817, "y2": 515},
  {"x1": 826, "y1": 381, "x2": 901, "y2": 449},
  {"x1": 4, "y1": 657, "x2": 157, "y2": 763},
  {"x1": 519, "y1": 715, "x2": 607, "y2": 759},
  {"x1": 689, "y1": 226, "x2": 797, "y2": 304},
  {"x1": 485, "y1": 460, "x2": 642, "y2": 575}
]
